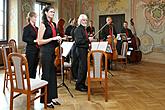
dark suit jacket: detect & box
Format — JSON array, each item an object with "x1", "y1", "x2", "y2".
[
  {"x1": 22, "y1": 24, "x2": 39, "y2": 52},
  {"x1": 100, "y1": 24, "x2": 117, "y2": 41},
  {"x1": 120, "y1": 27, "x2": 133, "y2": 38},
  {"x1": 74, "y1": 25, "x2": 89, "y2": 48},
  {"x1": 86, "y1": 26, "x2": 95, "y2": 37}
]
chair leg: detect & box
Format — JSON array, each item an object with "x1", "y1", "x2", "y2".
[
  {"x1": 105, "y1": 79, "x2": 108, "y2": 102},
  {"x1": 3, "y1": 73, "x2": 7, "y2": 93},
  {"x1": 113, "y1": 60, "x2": 117, "y2": 70},
  {"x1": 44, "y1": 86, "x2": 47, "y2": 109},
  {"x1": 88, "y1": 80, "x2": 90, "y2": 101},
  {"x1": 27, "y1": 94, "x2": 31, "y2": 110},
  {"x1": 6, "y1": 74, "x2": 9, "y2": 88},
  {"x1": 10, "y1": 91, "x2": 13, "y2": 110}
]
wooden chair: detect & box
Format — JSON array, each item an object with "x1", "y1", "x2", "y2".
[
  {"x1": 87, "y1": 50, "x2": 109, "y2": 102},
  {"x1": 8, "y1": 39, "x2": 17, "y2": 52},
  {"x1": 117, "y1": 42, "x2": 128, "y2": 68},
  {"x1": 1, "y1": 45, "x2": 14, "y2": 93},
  {"x1": 7, "y1": 53, "x2": 48, "y2": 110}
]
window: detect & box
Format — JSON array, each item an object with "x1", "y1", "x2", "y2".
[
  {"x1": 0, "y1": 0, "x2": 7, "y2": 41},
  {"x1": 35, "y1": 2, "x2": 50, "y2": 27}
]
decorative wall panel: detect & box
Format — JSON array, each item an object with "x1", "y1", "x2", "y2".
[{"x1": 134, "y1": 0, "x2": 165, "y2": 63}]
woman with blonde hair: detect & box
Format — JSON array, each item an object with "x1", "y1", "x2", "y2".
[{"x1": 22, "y1": 11, "x2": 39, "y2": 79}]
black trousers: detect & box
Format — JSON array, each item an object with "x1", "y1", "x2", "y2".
[
  {"x1": 71, "y1": 44, "x2": 78, "y2": 79},
  {"x1": 75, "y1": 47, "x2": 88, "y2": 87},
  {"x1": 26, "y1": 51, "x2": 39, "y2": 78},
  {"x1": 40, "y1": 50, "x2": 57, "y2": 103}
]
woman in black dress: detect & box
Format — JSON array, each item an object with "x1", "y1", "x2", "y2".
[
  {"x1": 37, "y1": 6, "x2": 61, "y2": 108},
  {"x1": 22, "y1": 12, "x2": 39, "y2": 79}
]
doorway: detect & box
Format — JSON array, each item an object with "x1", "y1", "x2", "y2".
[{"x1": 99, "y1": 14, "x2": 125, "y2": 54}]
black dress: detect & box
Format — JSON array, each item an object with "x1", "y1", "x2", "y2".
[
  {"x1": 40, "y1": 22, "x2": 59, "y2": 103},
  {"x1": 22, "y1": 23, "x2": 39, "y2": 78}
]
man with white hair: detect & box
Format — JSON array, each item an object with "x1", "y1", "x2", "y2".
[{"x1": 73, "y1": 14, "x2": 92, "y2": 92}]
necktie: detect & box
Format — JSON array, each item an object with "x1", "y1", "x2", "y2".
[
  {"x1": 126, "y1": 29, "x2": 128, "y2": 37},
  {"x1": 84, "y1": 29, "x2": 88, "y2": 40},
  {"x1": 109, "y1": 27, "x2": 112, "y2": 36},
  {"x1": 85, "y1": 29, "x2": 91, "y2": 49}
]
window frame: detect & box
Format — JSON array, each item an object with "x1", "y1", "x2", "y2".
[
  {"x1": 0, "y1": 0, "x2": 8, "y2": 42},
  {"x1": 35, "y1": 1, "x2": 51, "y2": 27}
]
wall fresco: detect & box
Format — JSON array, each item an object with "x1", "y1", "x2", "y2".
[
  {"x1": 134, "y1": 0, "x2": 165, "y2": 63},
  {"x1": 142, "y1": 0, "x2": 165, "y2": 33}
]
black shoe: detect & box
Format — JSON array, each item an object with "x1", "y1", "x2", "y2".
[
  {"x1": 75, "y1": 86, "x2": 87, "y2": 92},
  {"x1": 52, "y1": 100, "x2": 61, "y2": 105},
  {"x1": 47, "y1": 103, "x2": 54, "y2": 108}
]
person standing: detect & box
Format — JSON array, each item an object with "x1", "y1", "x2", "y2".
[
  {"x1": 65, "y1": 18, "x2": 77, "y2": 41},
  {"x1": 22, "y1": 11, "x2": 39, "y2": 79},
  {"x1": 65, "y1": 18, "x2": 78, "y2": 79},
  {"x1": 100, "y1": 16, "x2": 117, "y2": 70},
  {"x1": 57, "y1": 18, "x2": 65, "y2": 38},
  {"x1": 86, "y1": 20, "x2": 95, "y2": 37},
  {"x1": 74, "y1": 14, "x2": 92, "y2": 92},
  {"x1": 37, "y1": 6, "x2": 61, "y2": 108},
  {"x1": 100, "y1": 16, "x2": 117, "y2": 41}
]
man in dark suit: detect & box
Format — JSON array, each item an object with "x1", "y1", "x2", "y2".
[
  {"x1": 74, "y1": 14, "x2": 93, "y2": 92},
  {"x1": 120, "y1": 21, "x2": 133, "y2": 40},
  {"x1": 100, "y1": 16, "x2": 117, "y2": 70},
  {"x1": 119, "y1": 21, "x2": 133, "y2": 54},
  {"x1": 100, "y1": 16, "x2": 117, "y2": 41}
]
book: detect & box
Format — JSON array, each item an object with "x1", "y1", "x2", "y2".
[
  {"x1": 61, "y1": 42, "x2": 74, "y2": 57},
  {"x1": 91, "y1": 42, "x2": 109, "y2": 52}
]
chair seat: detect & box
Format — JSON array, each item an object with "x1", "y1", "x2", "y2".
[
  {"x1": 118, "y1": 55, "x2": 126, "y2": 59},
  {"x1": 64, "y1": 62, "x2": 71, "y2": 68},
  {"x1": 13, "y1": 78, "x2": 48, "y2": 91},
  {"x1": 88, "y1": 71, "x2": 106, "y2": 79}
]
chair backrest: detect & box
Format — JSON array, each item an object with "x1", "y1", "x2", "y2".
[
  {"x1": 8, "y1": 39, "x2": 17, "y2": 52},
  {"x1": 8, "y1": 53, "x2": 31, "y2": 91},
  {"x1": 121, "y1": 42, "x2": 128, "y2": 57},
  {"x1": 1, "y1": 45, "x2": 13, "y2": 70},
  {"x1": 88, "y1": 50, "x2": 108, "y2": 79}
]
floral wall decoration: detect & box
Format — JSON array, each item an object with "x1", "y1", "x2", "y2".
[
  {"x1": 22, "y1": 0, "x2": 33, "y2": 19},
  {"x1": 142, "y1": 0, "x2": 165, "y2": 33},
  {"x1": 21, "y1": 0, "x2": 35, "y2": 27},
  {"x1": 97, "y1": 0, "x2": 128, "y2": 13},
  {"x1": 81, "y1": 0, "x2": 95, "y2": 21},
  {"x1": 61, "y1": 0, "x2": 76, "y2": 23}
]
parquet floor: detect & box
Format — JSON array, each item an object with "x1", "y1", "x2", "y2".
[{"x1": 0, "y1": 61, "x2": 165, "y2": 110}]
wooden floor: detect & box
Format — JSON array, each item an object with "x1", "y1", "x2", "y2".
[{"x1": 0, "y1": 61, "x2": 165, "y2": 110}]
